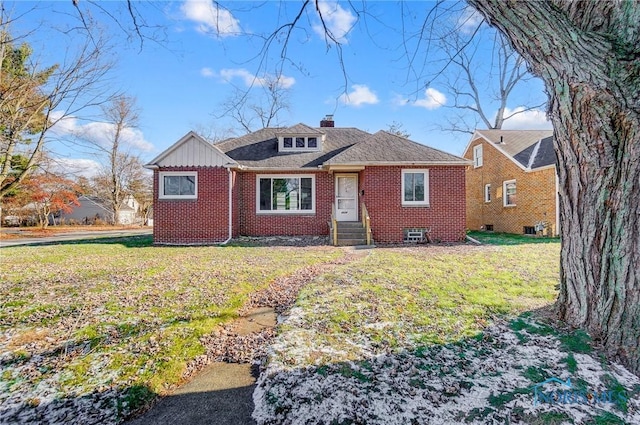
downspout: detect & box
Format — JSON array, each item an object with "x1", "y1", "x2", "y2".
[{"x1": 220, "y1": 166, "x2": 233, "y2": 245}]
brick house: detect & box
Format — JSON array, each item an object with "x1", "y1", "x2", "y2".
[
  {"x1": 145, "y1": 117, "x2": 470, "y2": 245},
  {"x1": 462, "y1": 129, "x2": 559, "y2": 236}
]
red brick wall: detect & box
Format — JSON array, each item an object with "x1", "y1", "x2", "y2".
[
  {"x1": 153, "y1": 167, "x2": 231, "y2": 244},
  {"x1": 153, "y1": 166, "x2": 466, "y2": 244},
  {"x1": 360, "y1": 166, "x2": 467, "y2": 243},
  {"x1": 237, "y1": 171, "x2": 332, "y2": 236}
]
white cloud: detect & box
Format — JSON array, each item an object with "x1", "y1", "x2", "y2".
[
  {"x1": 339, "y1": 85, "x2": 379, "y2": 107},
  {"x1": 48, "y1": 112, "x2": 154, "y2": 153},
  {"x1": 414, "y1": 88, "x2": 447, "y2": 110},
  {"x1": 181, "y1": 0, "x2": 240, "y2": 37},
  {"x1": 457, "y1": 6, "x2": 484, "y2": 35},
  {"x1": 313, "y1": 1, "x2": 356, "y2": 43},
  {"x1": 52, "y1": 158, "x2": 101, "y2": 179},
  {"x1": 218, "y1": 68, "x2": 295, "y2": 89},
  {"x1": 501, "y1": 107, "x2": 552, "y2": 130},
  {"x1": 200, "y1": 67, "x2": 214, "y2": 77}
]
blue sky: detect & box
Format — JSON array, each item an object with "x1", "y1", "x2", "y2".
[{"x1": 9, "y1": 1, "x2": 550, "y2": 175}]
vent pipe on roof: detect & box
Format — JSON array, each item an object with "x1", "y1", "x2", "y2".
[
  {"x1": 320, "y1": 114, "x2": 334, "y2": 127},
  {"x1": 499, "y1": 136, "x2": 504, "y2": 144}
]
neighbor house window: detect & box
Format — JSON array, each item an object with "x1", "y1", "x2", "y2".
[
  {"x1": 504, "y1": 180, "x2": 516, "y2": 206},
  {"x1": 402, "y1": 169, "x2": 429, "y2": 206},
  {"x1": 484, "y1": 184, "x2": 491, "y2": 202},
  {"x1": 159, "y1": 171, "x2": 197, "y2": 199},
  {"x1": 257, "y1": 175, "x2": 315, "y2": 213},
  {"x1": 473, "y1": 144, "x2": 483, "y2": 168}
]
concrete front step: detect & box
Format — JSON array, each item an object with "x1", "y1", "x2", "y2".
[
  {"x1": 334, "y1": 221, "x2": 369, "y2": 246},
  {"x1": 337, "y1": 238, "x2": 367, "y2": 246}
]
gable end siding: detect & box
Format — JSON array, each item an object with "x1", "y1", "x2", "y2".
[{"x1": 153, "y1": 167, "x2": 231, "y2": 244}]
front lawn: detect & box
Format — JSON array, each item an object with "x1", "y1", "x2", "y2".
[
  {"x1": 254, "y1": 236, "x2": 640, "y2": 424},
  {"x1": 0, "y1": 237, "x2": 342, "y2": 420},
  {"x1": 268, "y1": 240, "x2": 560, "y2": 366}
]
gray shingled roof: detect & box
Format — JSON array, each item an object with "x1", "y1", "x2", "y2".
[
  {"x1": 325, "y1": 131, "x2": 469, "y2": 165},
  {"x1": 475, "y1": 129, "x2": 555, "y2": 169},
  {"x1": 217, "y1": 126, "x2": 369, "y2": 169},
  {"x1": 217, "y1": 126, "x2": 468, "y2": 169}
]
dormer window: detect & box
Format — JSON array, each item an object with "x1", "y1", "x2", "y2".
[{"x1": 278, "y1": 135, "x2": 323, "y2": 152}]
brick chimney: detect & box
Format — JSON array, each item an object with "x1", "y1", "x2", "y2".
[{"x1": 320, "y1": 114, "x2": 334, "y2": 127}]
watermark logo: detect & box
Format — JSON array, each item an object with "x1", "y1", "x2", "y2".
[{"x1": 533, "y1": 376, "x2": 627, "y2": 406}]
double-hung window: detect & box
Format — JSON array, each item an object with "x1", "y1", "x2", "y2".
[
  {"x1": 159, "y1": 171, "x2": 197, "y2": 199},
  {"x1": 484, "y1": 184, "x2": 491, "y2": 203},
  {"x1": 503, "y1": 180, "x2": 516, "y2": 206},
  {"x1": 473, "y1": 145, "x2": 483, "y2": 168},
  {"x1": 257, "y1": 175, "x2": 315, "y2": 213},
  {"x1": 402, "y1": 169, "x2": 429, "y2": 206}
]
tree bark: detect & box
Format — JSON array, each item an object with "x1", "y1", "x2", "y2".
[{"x1": 468, "y1": 0, "x2": 640, "y2": 374}]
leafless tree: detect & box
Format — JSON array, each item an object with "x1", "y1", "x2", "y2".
[
  {"x1": 435, "y1": 20, "x2": 546, "y2": 133},
  {"x1": 386, "y1": 121, "x2": 411, "y2": 138},
  {"x1": 217, "y1": 73, "x2": 292, "y2": 134},
  {"x1": 0, "y1": 7, "x2": 113, "y2": 202},
  {"x1": 75, "y1": 95, "x2": 145, "y2": 225}
]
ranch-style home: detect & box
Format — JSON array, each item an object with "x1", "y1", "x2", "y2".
[{"x1": 145, "y1": 116, "x2": 470, "y2": 246}]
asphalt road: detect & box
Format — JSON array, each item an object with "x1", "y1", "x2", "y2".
[{"x1": 0, "y1": 228, "x2": 153, "y2": 247}]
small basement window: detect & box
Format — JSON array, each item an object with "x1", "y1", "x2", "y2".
[
  {"x1": 524, "y1": 226, "x2": 536, "y2": 235},
  {"x1": 403, "y1": 228, "x2": 428, "y2": 243},
  {"x1": 484, "y1": 224, "x2": 494, "y2": 231}
]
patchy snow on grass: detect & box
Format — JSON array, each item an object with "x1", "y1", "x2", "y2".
[{"x1": 254, "y1": 315, "x2": 640, "y2": 424}]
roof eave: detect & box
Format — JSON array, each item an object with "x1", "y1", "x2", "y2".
[{"x1": 325, "y1": 160, "x2": 471, "y2": 167}]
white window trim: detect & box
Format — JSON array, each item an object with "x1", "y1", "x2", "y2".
[
  {"x1": 401, "y1": 169, "x2": 430, "y2": 207},
  {"x1": 256, "y1": 174, "x2": 316, "y2": 214},
  {"x1": 278, "y1": 136, "x2": 322, "y2": 152},
  {"x1": 473, "y1": 144, "x2": 483, "y2": 168},
  {"x1": 503, "y1": 179, "x2": 516, "y2": 207},
  {"x1": 159, "y1": 171, "x2": 197, "y2": 200},
  {"x1": 484, "y1": 183, "x2": 491, "y2": 203}
]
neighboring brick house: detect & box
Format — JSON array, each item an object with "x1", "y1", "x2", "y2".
[
  {"x1": 145, "y1": 117, "x2": 470, "y2": 245},
  {"x1": 462, "y1": 129, "x2": 559, "y2": 236}
]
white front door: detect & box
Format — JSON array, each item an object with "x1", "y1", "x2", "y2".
[{"x1": 335, "y1": 174, "x2": 358, "y2": 221}]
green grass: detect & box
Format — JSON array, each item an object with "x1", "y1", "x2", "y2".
[
  {"x1": 285, "y1": 238, "x2": 560, "y2": 364},
  {"x1": 468, "y1": 231, "x2": 560, "y2": 245},
  {"x1": 0, "y1": 237, "x2": 342, "y2": 409}
]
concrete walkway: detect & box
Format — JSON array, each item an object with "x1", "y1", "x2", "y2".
[{"x1": 126, "y1": 308, "x2": 277, "y2": 425}]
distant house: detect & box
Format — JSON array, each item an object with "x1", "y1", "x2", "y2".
[
  {"x1": 58, "y1": 195, "x2": 138, "y2": 225},
  {"x1": 145, "y1": 117, "x2": 470, "y2": 245},
  {"x1": 462, "y1": 129, "x2": 559, "y2": 236}
]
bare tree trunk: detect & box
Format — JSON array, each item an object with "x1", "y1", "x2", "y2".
[{"x1": 469, "y1": 0, "x2": 640, "y2": 373}]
